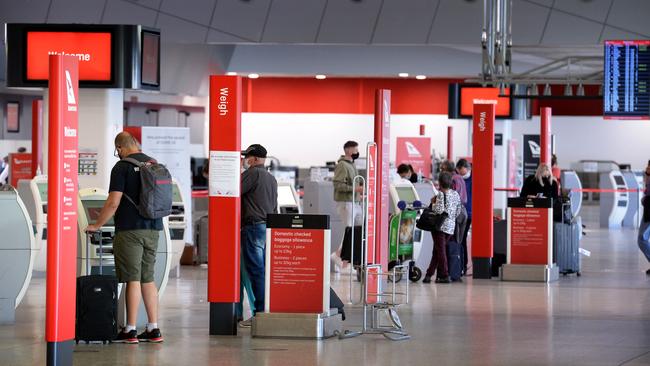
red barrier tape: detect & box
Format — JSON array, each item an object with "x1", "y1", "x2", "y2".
[{"x1": 494, "y1": 188, "x2": 645, "y2": 193}]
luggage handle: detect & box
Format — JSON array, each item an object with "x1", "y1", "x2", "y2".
[{"x1": 86, "y1": 229, "x2": 104, "y2": 275}]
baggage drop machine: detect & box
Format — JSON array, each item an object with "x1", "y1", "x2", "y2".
[
  {"x1": 622, "y1": 171, "x2": 644, "y2": 229},
  {"x1": 77, "y1": 187, "x2": 173, "y2": 328},
  {"x1": 277, "y1": 182, "x2": 301, "y2": 214},
  {"x1": 389, "y1": 181, "x2": 424, "y2": 279},
  {"x1": 599, "y1": 171, "x2": 628, "y2": 228},
  {"x1": 17, "y1": 175, "x2": 49, "y2": 271},
  {"x1": 168, "y1": 180, "x2": 187, "y2": 277},
  {"x1": 0, "y1": 186, "x2": 37, "y2": 324}
]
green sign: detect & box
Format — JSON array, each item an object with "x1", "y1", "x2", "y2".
[{"x1": 389, "y1": 210, "x2": 417, "y2": 261}]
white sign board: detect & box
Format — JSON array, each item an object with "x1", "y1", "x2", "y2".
[{"x1": 209, "y1": 150, "x2": 241, "y2": 197}]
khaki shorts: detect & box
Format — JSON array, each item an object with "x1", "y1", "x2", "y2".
[{"x1": 113, "y1": 230, "x2": 160, "y2": 283}]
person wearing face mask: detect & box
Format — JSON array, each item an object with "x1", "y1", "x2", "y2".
[
  {"x1": 520, "y1": 163, "x2": 559, "y2": 201},
  {"x1": 332, "y1": 140, "x2": 364, "y2": 272},
  {"x1": 395, "y1": 164, "x2": 413, "y2": 183},
  {"x1": 238, "y1": 144, "x2": 278, "y2": 327},
  {"x1": 456, "y1": 159, "x2": 472, "y2": 274}
]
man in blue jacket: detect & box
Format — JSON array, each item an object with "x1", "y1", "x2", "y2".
[{"x1": 457, "y1": 159, "x2": 472, "y2": 275}]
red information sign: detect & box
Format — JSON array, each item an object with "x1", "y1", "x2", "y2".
[
  {"x1": 508, "y1": 207, "x2": 552, "y2": 265},
  {"x1": 471, "y1": 102, "x2": 495, "y2": 259},
  {"x1": 395, "y1": 137, "x2": 432, "y2": 178},
  {"x1": 9, "y1": 152, "x2": 33, "y2": 187},
  {"x1": 267, "y1": 229, "x2": 329, "y2": 313},
  {"x1": 374, "y1": 90, "x2": 391, "y2": 269},
  {"x1": 45, "y1": 55, "x2": 79, "y2": 345}
]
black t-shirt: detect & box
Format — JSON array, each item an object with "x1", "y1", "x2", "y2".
[{"x1": 109, "y1": 152, "x2": 163, "y2": 232}]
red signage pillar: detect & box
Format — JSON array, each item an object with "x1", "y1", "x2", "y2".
[
  {"x1": 46, "y1": 55, "x2": 79, "y2": 366},
  {"x1": 32, "y1": 99, "x2": 43, "y2": 177},
  {"x1": 208, "y1": 75, "x2": 242, "y2": 335},
  {"x1": 540, "y1": 107, "x2": 552, "y2": 166},
  {"x1": 447, "y1": 126, "x2": 454, "y2": 161},
  {"x1": 471, "y1": 102, "x2": 495, "y2": 279},
  {"x1": 374, "y1": 90, "x2": 390, "y2": 270}
]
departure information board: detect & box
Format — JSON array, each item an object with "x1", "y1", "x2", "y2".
[{"x1": 604, "y1": 40, "x2": 650, "y2": 119}]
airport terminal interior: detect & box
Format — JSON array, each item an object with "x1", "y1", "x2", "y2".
[{"x1": 1, "y1": 1, "x2": 650, "y2": 365}]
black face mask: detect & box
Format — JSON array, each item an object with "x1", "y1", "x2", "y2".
[
  {"x1": 409, "y1": 173, "x2": 418, "y2": 183},
  {"x1": 351, "y1": 152, "x2": 360, "y2": 161}
]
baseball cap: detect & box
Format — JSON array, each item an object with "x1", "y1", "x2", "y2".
[{"x1": 242, "y1": 144, "x2": 267, "y2": 158}]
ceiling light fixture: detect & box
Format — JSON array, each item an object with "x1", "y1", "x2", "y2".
[
  {"x1": 315, "y1": 74, "x2": 327, "y2": 80},
  {"x1": 564, "y1": 83, "x2": 573, "y2": 97},
  {"x1": 248, "y1": 73, "x2": 260, "y2": 79},
  {"x1": 543, "y1": 84, "x2": 552, "y2": 96},
  {"x1": 415, "y1": 75, "x2": 427, "y2": 80},
  {"x1": 528, "y1": 83, "x2": 539, "y2": 97},
  {"x1": 226, "y1": 72, "x2": 237, "y2": 76},
  {"x1": 398, "y1": 73, "x2": 409, "y2": 78},
  {"x1": 576, "y1": 83, "x2": 585, "y2": 97}
]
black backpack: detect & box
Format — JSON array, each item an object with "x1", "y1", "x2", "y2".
[{"x1": 122, "y1": 157, "x2": 173, "y2": 219}]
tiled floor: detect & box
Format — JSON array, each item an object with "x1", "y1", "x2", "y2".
[{"x1": 2, "y1": 206, "x2": 650, "y2": 365}]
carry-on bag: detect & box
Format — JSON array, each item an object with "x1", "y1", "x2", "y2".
[
  {"x1": 446, "y1": 239, "x2": 463, "y2": 282},
  {"x1": 553, "y1": 215, "x2": 581, "y2": 276},
  {"x1": 76, "y1": 231, "x2": 118, "y2": 344}
]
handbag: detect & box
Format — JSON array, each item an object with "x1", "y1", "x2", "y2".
[{"x1": 416, "y1": 193, "x2": 448, "y2": 232}]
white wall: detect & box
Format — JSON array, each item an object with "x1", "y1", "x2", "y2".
[
  {"x1": 240, "y1": 113, "x2": 471, "y2": 167},
  {"x1": 509, "y1": 116, "x2": 650, "y2": 171}
]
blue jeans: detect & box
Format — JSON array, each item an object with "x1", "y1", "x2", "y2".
[
  {"x1": 638, "y1": 221, "x2": 650, "y2": 262},
  {"x1": 242, "y1": 223, "x2": 266, "y2": 313}
]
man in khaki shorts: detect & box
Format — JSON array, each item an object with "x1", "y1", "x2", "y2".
[{"x1": 86, "y1": 132, "x2": 163, "y2": 344}]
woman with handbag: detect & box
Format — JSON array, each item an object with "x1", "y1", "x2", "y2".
[{"x1": 423, "y1": 172, "x2": 462, "y2": 284}]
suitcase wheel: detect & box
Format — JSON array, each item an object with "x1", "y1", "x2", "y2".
[
  {"x1": 577, "y1": 272, "x2": 581, "y2": 277},
  {"x1": 409, "y1": 266, "x2": 422, "y2": 282}
]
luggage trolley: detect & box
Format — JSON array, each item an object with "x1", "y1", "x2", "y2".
[
  {"x1": 388, "y1": 201, "x2": 424, "y2": 283},
  {"x1": 339, "y1": 175, "x2": 411, "y2": 341}
]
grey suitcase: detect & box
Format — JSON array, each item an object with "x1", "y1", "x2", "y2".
[
  {"x1": 553, "y1": 215, "x2": 582, "y2": 276},
  {"x1": 195, "y1": 215, "x2": 209, "y2": 264}
]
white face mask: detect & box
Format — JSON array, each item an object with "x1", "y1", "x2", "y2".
[
  {"x1": 243, "y1": 158, "x2": 252, "y2": 170},
  {"x1": 462, "y1": 171, "x2": 471, "y2": 179}
]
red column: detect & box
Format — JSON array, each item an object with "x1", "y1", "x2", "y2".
[
  {"x1": 374, "y1": 89, "x2": 391, "y2": 270},
  {"x1": 540, "y1": 107, "x2": 552, "y2": 166},
  {"x1": 471, "y1": 102, "x2": 495, "y2": 279},
  {"x1": 447, "y1": 126, "x2": 454, "y2": 161},
  {"x1": 31, "y1": 99, "x2": 43, "y2": 177},
  {"x1": 208, "y1": 75, "x2": 241, "y2": 335},
  {"x1": 46, "y1": 55, "x2": 79, "y2": 366},
  {"x1": 419, "y1": 124, "x2": 425, "y2": 136}
]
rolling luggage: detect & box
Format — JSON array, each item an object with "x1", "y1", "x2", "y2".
[
  {"x1": 195, "y1": 215, "x2": 209, "y2": 264},
  {"x1": 446, "y1": 240, "x2": 463, "y2": 282},
  {"x1": 76, "y1": 231, "x2": 118, "y2": 344},
  {"x1": 553, "y1": 216, "x2": 582, "y2": 276}
]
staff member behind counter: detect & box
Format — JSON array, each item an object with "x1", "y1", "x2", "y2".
[
  {"x1": 238, "y1": 144, "x2": 278, "y2": 327},
  {"x1": 520, "y1": 163, "x2": 559, "y2": 201}
]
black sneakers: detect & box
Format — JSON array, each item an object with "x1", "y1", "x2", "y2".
[
  {"x1": 137, "y1": 328, "x2": 164, "y2": 343},
  {"x1": 113, "y1": 329, "x2": 139, "y2": 344}
]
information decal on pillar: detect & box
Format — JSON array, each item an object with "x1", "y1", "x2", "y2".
[
  {"x1": 208, "y1": 150, "x2": 241, "y2": 197},
  {"x1": 366, "y1": 143, "x2": 377, "y2": 262},
  {"x1": 9, "y1": 152, "x2": 33, "y2": 187},
  {"x1": 208, "y1": 75, "x2": 241, "y2": 311},
  {"x1": 506, "y1": 198, "x2": 553, "y2": 266},
  {"x1": 32, "y1": 99, "x2": 43, "y2": 177},
  {"x1": 45, "y1": 55, "x2": 79, "y2": 354},
  {"x1": 265, "y1": 214, "x2": 330, "y2": 314},
  {"x1": 471, "y1": 102, "x2": 495, "y2": 278},
  {"x1": 374, "y1": 89, "x2": 391, "y2": 269},
  {"x1": 395, "y1": 137, "x2": 431, "y2": 178}
]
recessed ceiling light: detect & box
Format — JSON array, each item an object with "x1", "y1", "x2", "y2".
[
  {"x1": 316, "y1": 74, "x2": 327, "y2": 80},
  {"x1": 415, "y1": 75, "x2": 427, "y2": 80},
  {"x1": 226, "y1": 72, "x2": 237, "y2": 76},
  {"x1": 398, "y1": 73, "x2": 409, "y2": 78},
  {"x1": 248, "y1": 73, "x2": 259, "y2": 79}
]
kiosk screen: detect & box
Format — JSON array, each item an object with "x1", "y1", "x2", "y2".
[
  {"x1": 614, "y1": 175, "x2": 625, "y2": 186},
  {"x1": 83, "y1": 200, "x2": 114, "y2": 226},
  {"x1": 395, "y1": 186, "x2": 417, "y2": 203},
  {"x1": 277, "y1": 185, "x2": 296, "y2": 207},
  {"x1": 172, "y1": 184, "x2": 182, "y2": 203},
  {"x1": 37, "y1": 183, "x2": 48, "y2": 201}
]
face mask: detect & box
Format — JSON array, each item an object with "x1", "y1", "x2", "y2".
[
  {"x1": 463, "y1": 172, "x2": 471, "y2": 179},
  {"x1": 243, "y1": 158, "x2": 252, "y2": 170},
  {"x1": 351, "y1": 152, "x2": 360, "y2": 161}
]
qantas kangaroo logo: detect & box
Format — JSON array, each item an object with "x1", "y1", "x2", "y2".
[
  {"x1": 65, "y1": 70, "x2": 76, "y2": 105},
  {"x1": 528, "y1": 140, "x2": 541, "y2": 158},
  {"x1": 405, "y1": 142, "x2": 422, "y2": 157}
]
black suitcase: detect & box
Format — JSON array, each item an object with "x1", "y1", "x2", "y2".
[
  {"x1": 446, "y1": 240, "x2": 463, "y2": 282},
  {"x1": 340, "y1": 226, "x2": 364, "y2": 265},
  {"x1": 195, "y1": 215, "x2": 209, "y2": 264},
  {"x1": 76, "y1": 231, "x2": 118, "y2": 344}
]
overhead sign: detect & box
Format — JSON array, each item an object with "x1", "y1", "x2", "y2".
[
  {"x1": 460, "y1": 87, "x2": 511, "y2": 118},
  {"x1": 27, "y1": 32, "x2": 112, "y2": 81},
  {"x1": 604, "y1": 40, "x2": 650, "y2": 119},
  {"x1": 396, "y1": 137, "x2": 432, "y2": 178}
]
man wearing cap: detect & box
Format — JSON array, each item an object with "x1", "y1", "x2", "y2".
[{"x1": 239, "y1": 144, "x2": 277, "y2": 326}]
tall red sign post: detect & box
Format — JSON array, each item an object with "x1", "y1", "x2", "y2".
[
  {"x1": 447, "y1": 126, "x2": 454, "y2": 161},
  {"x1": 46, "y1": 55, "x2": 79, "y2": 366},
  {"x1": 471, "y1": 102, "x2": 495, "y2": 279},
  {"x1": 374, "y1": 90, "x2": 391, "y2": 269},
  {"x1": 32, "y1": 99, "x2": 43, "y2": 177},
  {"x1": 540, "y1": 107, "x2": 552, "y2": 166},
  {"x1": 208, "y1": 75, "x2": 242, "y2": 335}
]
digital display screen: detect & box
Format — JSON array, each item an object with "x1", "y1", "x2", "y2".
[
  {"x1": 172, "y1": 183, "x2": 182, "y2": 202},
  {"x1": 83, "y1": 200, "x2": 114, "y2": 226},
  {"x1": 141, "y1": 31, "x2": 160, "y2": 86},
  {"x1": 273, "y1": 170, "x2": 296, "y2": 186},
  {"x1": 277, "y1": 185, "x2": 297, "y2": 207},
  {"x1": 26, "y1": 31, "x2": 112, "y2": 81},
  {"x1": 37, "y1": 183, "x2": 48, "y2": 201},
  {"x1": 395, "y1": 186, "x2": 417, "y2": 203},
  {"x1": 614, "y1": 175, "x2": 626, "y2": 185},
  {"x1": 460, "y1": 86, "x2": 511, "y2": 118},
  {"x1": 6, "y1": 102, "x2": 19, "y2": 133},
  {"x1": 604, "y1": 40, "x2": 650, "y2": 119}
]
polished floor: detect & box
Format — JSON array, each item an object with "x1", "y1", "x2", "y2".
[{"x1": 2, "y1": 206, "x2": 650, "y2": 366}]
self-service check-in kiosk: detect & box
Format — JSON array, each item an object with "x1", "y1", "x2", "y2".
[
  {"x1": 17, "y1": 176, "x2": 49, "y2": 272},
  {"x1": 389, "y1": 181, "x2": 424, "y2": 265},
  {"x1": 168, "y1": 180, "x2": 187, "y2": 276},
  {"x1": 303, "y1": 181, "x2": 344, "y2": 255},
  {"x1": 0, "y1": 186, "x2": 36, "y2": 324},
  {"x1": 77, "y1": 188, "x2": 173, "y2": 328},
  {"x1": 600, "y1": 171, "x2": 628, "y2": 228},
  {"x1": 561, "y1": 171, "x2": 583, "y2": 218},
  {"x1": 412, "y1": 182, "x2": 436, "y2": 272},
  {"x1": 277, "y1": 182, "x2": 301, "y2": 214},
  {"x1": 622, "y1": 171, "x2": 644, "y2": 229}
]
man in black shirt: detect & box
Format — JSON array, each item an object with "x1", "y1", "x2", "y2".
[
  {"x1": 86, "y1": 132, "x2": 164, "y2": 344},
  {"x1": 238, "y1": 144, "x2": 277, "y2": 327}
]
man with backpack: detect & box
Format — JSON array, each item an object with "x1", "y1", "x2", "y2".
[{"x1": 86, "y1": 131, "x2": 171, "y2": 344}]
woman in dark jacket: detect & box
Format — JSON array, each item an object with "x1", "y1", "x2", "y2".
[{"x1": 520, "y1": 163, "x2": 559, "y2": 201}]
